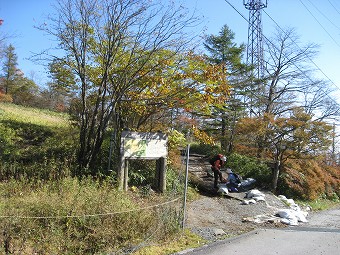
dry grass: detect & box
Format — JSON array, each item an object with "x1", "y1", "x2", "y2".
[
  {"x1": 0, "y1": 178, "x2": 183, "y2": 254},
  {"x1": 0, "y1": 102, "x2": 70, "y2": 128}
]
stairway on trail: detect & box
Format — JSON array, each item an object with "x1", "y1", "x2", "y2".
[{"x1": 186, "y1": 154, "x2": 245, "y2": 201}]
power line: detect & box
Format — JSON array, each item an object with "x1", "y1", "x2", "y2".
[
  {"x1": 327, "y1": 0, "x2": 340, "y2": 17},
  {"x1": 263, "y1": 9, "x2": 340, "y2": 94},
  {"x1": 223, "y1": 0, "x2": 248, "y2": 22},
  {"x1": 306, "y1": 0, "x2": 340, "y2": 31},
  {"x1": 223, "y1": 0, "x2": 340, "y2": 109},
  {"x1": 299, "y1": 0, "x2": 340, "y2": 48},
  {"x1": 263, "y1": 9, "x2": 340, "y2": 108}
]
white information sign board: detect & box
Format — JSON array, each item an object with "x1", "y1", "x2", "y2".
[{"x1": 121, "y1": 131, "x2": 168, "y2": 159}]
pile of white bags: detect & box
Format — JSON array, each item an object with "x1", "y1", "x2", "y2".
[
  {"x1": 241, "y1": 189, "x2": 266, "y2": 204},
  {"x1": 276, "y1": 195, "x2": 309, "y2": 225},
  {"x1": 240, "y1": 190, "x2": 309, "y2": 226}
]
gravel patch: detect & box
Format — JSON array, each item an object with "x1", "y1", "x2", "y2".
[
  {"x1": 185, "y1": 155, "x2": 292, "y2": 242},
  {"x1": 186, "y1": 193, "x2": 289, "y2": 241}
]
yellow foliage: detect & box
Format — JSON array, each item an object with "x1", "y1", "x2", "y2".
[{"x1": 192, "y1": 126, "x2": 215, "y2": 145}]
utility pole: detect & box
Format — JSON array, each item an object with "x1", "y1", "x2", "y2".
[
  {"x1": 332, "y1": 123, "x2": 336, "y2": 165},
  {"x1": 243, "y1": 0, "x2": 267, "y2": 116},
  {"x1": 243, "y1": 0, "x2": 267, "y2": 80}
]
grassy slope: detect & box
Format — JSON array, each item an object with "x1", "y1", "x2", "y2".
[
  {"x1": 0, "y1": 102, "x2": 70, "y2": 128},
  {"x1": 0, "y1": 103, "x2": 201, "y2": 254},
  {"x1": 0, "y1": 103, "x2": 81, "y2": 187}
]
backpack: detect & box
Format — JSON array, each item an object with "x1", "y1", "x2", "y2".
[
  {"x1": 209, "y1": 154, "x2": 222, "y2": 165},
  {"x1": 233, "y1": 173, "x2": 243, "y2": 183}
]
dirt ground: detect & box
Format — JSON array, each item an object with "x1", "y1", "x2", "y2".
[{"x1": 185, "y1": 155, "x2": 297, "y2": 241}]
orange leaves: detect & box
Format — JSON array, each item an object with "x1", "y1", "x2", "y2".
[
  {"x1": 236, "y1": 117, "x2": 266, "y2": 137},
  {"x1": 236, "y1": 110, "x2": 333, "y2": 160},
  {"x1": 0, "y1": 92, "x2": 13, "y2": 103},
  {"x1": 282, "y1": 158, "x2": 339, "y2": 200},
  {"x1": 236, "y1": 112, "x2": 336, "y2": 199}
]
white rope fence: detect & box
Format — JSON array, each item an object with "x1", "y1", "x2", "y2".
[{"x1": 0, "y1": 197, "x2": 181, "y2": 220}]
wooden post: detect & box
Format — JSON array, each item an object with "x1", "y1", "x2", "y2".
[
  {"x1": 155, "y1": 157, "x2": 167, "y2": 192},
  {"x1": 159, "y1": 157, "x2": 167, "y2": 193},
  {"x1": 117, "y1": 156, "x2": 125, "y2": 190},
  {"x1": 155, "y1": 159, "x2": 160, "y2": 189}
]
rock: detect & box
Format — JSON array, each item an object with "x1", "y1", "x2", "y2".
[
  {"x1": 253, "y1": 196, "x2": 266, "y2": 202},
  {"x1": 241, "y1": 200, "x2": 250, "y2": 205},
  {"x1": 212, "y1": 228, "x2": 226, "y2": 236},
  {"x1": 248, "y1": 199, "x2": 257, "y2": 204},
  {"x1": 246, "y1": 189, "x2": 266, "y2": 199}
]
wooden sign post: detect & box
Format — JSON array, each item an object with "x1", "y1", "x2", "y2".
[{"x1": 118, "y1": 131, "x2": 168, "y2": 192}]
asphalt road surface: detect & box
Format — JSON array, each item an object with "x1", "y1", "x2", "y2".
[{"x1": 177, "y1": 207, "x2": 340, "y2": 255}]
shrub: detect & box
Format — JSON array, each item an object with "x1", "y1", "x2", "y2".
[
  {"x1": 226, "y1": 153, "x2": 271, "y2": 187},
  {"x1": 167, "y1": 130, "x2": 186, "y2": 150},
  {"x1": 0, "y1": 125, "x2": 17, "y2": 157},
  {"x1": 0, "y1": 178, "x2": 182, "y2": 254},
  {"x1": 166, "y1": 166, "x2": 184, "y2": 195},
  {"x1": 189, "y1": 143, "x2": 222, "y2": 157},
  {"x1": 167, "y1": 130, "x2": 187, "y2": 169},
  {"x1": 0, "y1": 93, "x2": 13, "y2": 103},
  {"x1": 280, "y1": 159, "x2": 340, "y2": 200},
  {"x1": 128, "y1": 159, "x2": 157, "y2": 188}
]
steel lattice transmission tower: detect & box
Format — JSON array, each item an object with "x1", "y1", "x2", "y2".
[{"x1": 244, "y1": 0, "x2": 267, "y2": 80}]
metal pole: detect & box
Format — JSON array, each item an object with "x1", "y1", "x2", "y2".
[
  {"x1": 182, "y1": 144, "x2": 190, "y2": 229},
  {"x1": 107, "y1": 129, "x2": 115, "y2": 172}
]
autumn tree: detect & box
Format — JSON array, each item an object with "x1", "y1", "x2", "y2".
[
  {"x1": 260, "y1": 27, "x2": 335, "y2": 118},
  {"x1": 234, "y1": 28, "x2": 338, "y2": 190},
  {"x1": 266, "y1": 109, "x2": 332, "y2": 190},
  {"x1": 253, "y1": 28, "x2": 335, "y2": 157},
  {"x1": 236, "y1": 108, "x2": 333, "y2": 190},
  {"x1": 39, "y1": 0, "x2": 201, "y2": 173},
  {"x1": 203, "y1": 25, "x2": 249, "y2": 152},
  {"x1": 260, "y1": 28, "x2": 311, "y2": 120},
  {"x1": 118, "y1": 50, "x2": 229, "y2": 132}
]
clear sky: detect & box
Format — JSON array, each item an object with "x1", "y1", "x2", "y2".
[{"x1": 1, "y1": 0, "x2": 340, "y2": 104}]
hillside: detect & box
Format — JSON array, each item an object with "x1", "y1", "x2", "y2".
[
  {"x1": 0, "y1": 102, "x2": 75, "y2": 180},
  {"x1": 0, "y1": 102, "x2": 70, "y2": 127}
]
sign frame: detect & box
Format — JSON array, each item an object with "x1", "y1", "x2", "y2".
[{"x1": 118, "y1": 131, "x2": 168, "y2": 192}]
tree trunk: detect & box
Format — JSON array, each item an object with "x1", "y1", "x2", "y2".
[
  {"x1": 221, "y1": 117, "x2": 227, "y2": 151},
  {"x1": 272, "y1": 160, "x2": 280, "y2": 191}
]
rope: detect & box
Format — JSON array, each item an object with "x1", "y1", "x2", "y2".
[{"x1": 0, "y1": 197, "x2": 180, "y2": 220}]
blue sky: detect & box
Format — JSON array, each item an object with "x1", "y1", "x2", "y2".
[{"x1": 1, "y1": 0, "x2": 340, "y2": 102}]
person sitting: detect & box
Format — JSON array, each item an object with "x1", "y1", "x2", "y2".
[{"x1": 226, "y1": 168, "x2": 241, "y2": 192}]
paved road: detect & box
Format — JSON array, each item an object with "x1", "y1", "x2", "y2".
[{"x1": 177, "y1": 207, "x2": 340, "y2": 255}]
